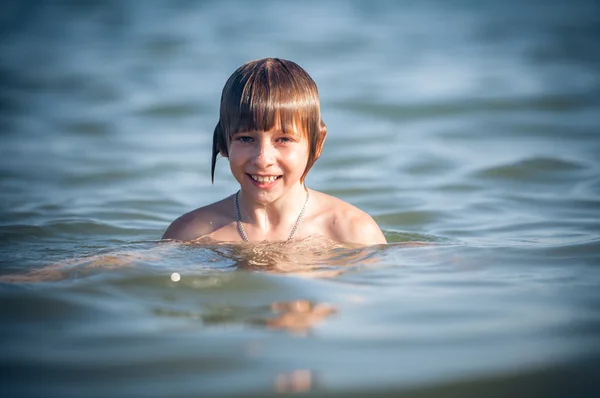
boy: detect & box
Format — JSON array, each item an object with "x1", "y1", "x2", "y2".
[{"x1": 163, "y1": 58, "x2": 386, "y2": 245}]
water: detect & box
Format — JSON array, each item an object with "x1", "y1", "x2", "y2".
[{"x1": 1, "y1": 0, "x2": 600, "y2": 396}]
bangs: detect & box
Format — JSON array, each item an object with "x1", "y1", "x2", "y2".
[{"x1": 230, "y1": 106, "x2": 307, "y2": 139}]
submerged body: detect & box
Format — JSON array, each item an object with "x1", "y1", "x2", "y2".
[{"x1": 163, "y1": 58, "x2": 386, "y2": 246}]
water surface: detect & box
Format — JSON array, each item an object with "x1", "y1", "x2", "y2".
[{"x1": 1, "y1": 0, "x2": 599, "y2": 397}]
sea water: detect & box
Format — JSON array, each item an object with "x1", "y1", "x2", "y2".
[{"x1": 1, "y1": 0, "x2": 599, "y2": 397}]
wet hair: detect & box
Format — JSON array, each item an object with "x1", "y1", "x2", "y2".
[{"x1": 211, "y1": 58, "x2": 327, "y2": 183}]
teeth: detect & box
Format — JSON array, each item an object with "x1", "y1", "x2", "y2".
[{"x1": 251, "y1": 175, "x2": 279, "y2": 183}]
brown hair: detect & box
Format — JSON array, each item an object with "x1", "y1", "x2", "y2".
[{"x1": 211, "y1": 58, "x2": 327, "y2": 183}]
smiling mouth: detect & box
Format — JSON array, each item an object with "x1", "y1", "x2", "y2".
[{"x1": 248, "y1": 174, "x2": 281, "y2": 183}]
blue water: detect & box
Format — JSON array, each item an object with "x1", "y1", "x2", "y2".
[{"x1": 1, "y1": 0, "x2": 600, "y2": 397}]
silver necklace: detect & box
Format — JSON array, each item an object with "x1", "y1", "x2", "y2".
[{"x1": 234, "y1": 189, "x2": 310, "y2": 242}]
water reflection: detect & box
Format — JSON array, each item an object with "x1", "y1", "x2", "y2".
[
  {"x1": 178, "y1": 237, "x2": 352, "y2": 333},
  {"x1": 154, "y1": 299, "x2": 337, "y2": 335},
  {"x1": 266, "y1": 300, "x2": 337, "y2": 334},
  {"x1": 274, "y1": 369, "x2": 321, "y2": 394}
]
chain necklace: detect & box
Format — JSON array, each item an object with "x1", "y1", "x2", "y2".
[{"x1": 234, "y1": 188, "x2": 310, "y2": 242}]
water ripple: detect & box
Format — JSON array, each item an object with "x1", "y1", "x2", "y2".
[{"x1": 475, "y1": 156, "x2": 588, "y2": 182}]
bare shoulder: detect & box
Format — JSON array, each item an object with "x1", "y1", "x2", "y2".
[
  {"x1": 311, "y1": 190, "x2": 387, "y2": 246},
  {"x1": 162, "y1": 196, "x2": 233, "y2": 241}
]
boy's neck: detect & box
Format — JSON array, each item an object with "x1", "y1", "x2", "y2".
[{"x1": 237, "y1": 183, "x2": 308, "y2": 232}]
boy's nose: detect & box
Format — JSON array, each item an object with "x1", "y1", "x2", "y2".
[{"x1": 254, "y1": 142, "x2": 275, "y2": 167}]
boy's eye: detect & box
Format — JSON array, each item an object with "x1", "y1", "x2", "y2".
[
  {"x1": 277, "y1": 136, "x2": 293, "y2": 143},
  {"x1": 236, "y1": 136, "x2": 254, "y2": 143}
]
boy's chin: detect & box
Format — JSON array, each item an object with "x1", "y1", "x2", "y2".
[{"x1": 246, "y1": 189, "x2": 278, "y2": 204}]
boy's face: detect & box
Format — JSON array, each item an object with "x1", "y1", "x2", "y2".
[{"x1": 226, "y1": 127, "x2": 309, "y2": 205}]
